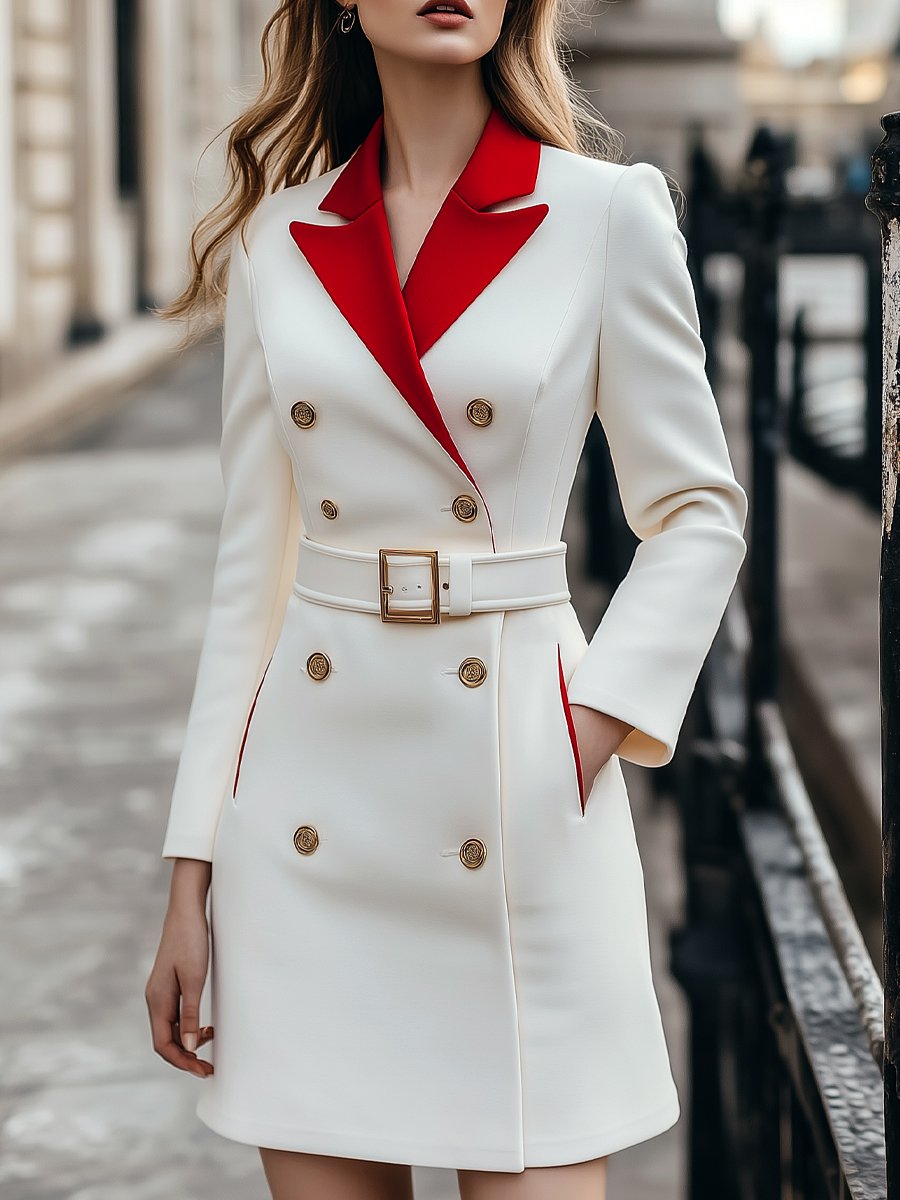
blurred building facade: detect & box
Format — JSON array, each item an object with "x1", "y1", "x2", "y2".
[
  {"x1": 0, "y1": 0, "x2": 768, "y2": 410},
  {"x1": 569, "y1": 0, "x2": 742, "y2": 176},
  {"x1": 736, "y1": 15, "x2": 900, "y2": 177},
  {"x1": 0, "y1": 0, "x2": 271, "y2": 400},
  {"x1": 3, "y1": 0, "x2": 898, "y2": 414},
  {"x1": 571, "y1": 0, "x2": 900, "y2": 186}
]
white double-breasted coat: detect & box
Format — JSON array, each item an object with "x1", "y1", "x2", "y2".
[{"x1": 160, "y1": 103, "x2": 748, "y2": 1172}]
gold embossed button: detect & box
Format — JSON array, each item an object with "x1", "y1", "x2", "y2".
[
  {"x1": 466, "y1": 398, "x2": 493, "y2": 426},
  {"x1": 451, "y1": 494, "x2": 478, "y2": 522},
  {"x1": 460, "y1": 837, "x2": 487, "y2": 869},
  {"x1": 294, "y1": 824, "x2": 319, "y2": 855},
  {"x1": 290, "y1": 400, "x2": 316, "y2": 429},
  {"x1": 306, "y1": 651, "x2": 332, "y2": 680},
  {"x1": 320, "y1": 498, "x2": 339, "y2": 520},
  {"x1": 458, "y1": 657, "x2": 487, "y2": 687}
]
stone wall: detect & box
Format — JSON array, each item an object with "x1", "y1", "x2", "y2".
[{"x1": 0, "y1": 0, "x2": 268, "y2": 398}]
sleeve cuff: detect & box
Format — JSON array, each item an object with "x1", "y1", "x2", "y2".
[
  {"x1": 160, "y1": 831, "x2": 218, "y2": 863},
  {"x1": 562, "y1": 684, "x2": 677, "y2": 768}
]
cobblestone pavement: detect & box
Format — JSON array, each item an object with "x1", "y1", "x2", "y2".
[{"x1": 0, "y1": 340, "x2": 686, "y2": 1199}]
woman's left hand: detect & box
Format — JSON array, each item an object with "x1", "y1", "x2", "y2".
[{"x1": 569, "y1": 704, "x2": 634, "y2": 798}]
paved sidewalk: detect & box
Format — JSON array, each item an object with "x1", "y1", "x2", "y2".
[
  {"x1": 0, "y1": 316, "x2": 182, "y2": 459},
  {"x1": 0, "y1": 341, "x2": 686, "y2": 1199}
]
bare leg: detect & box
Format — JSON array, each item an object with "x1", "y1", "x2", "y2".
[
  {"x1": 259, "y1": 1148, "x2": 415, "y2": 1200},
  {"x1": 457, "y1": 1155, "x2": 608, "y2": 1200}
]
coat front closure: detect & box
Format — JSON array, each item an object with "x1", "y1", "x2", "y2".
[
  {"x1": 161, "y1": 101, "x2": 748, "y2": 1172},
  {"x1": 288, "y1": 105, "x2": 549, "y2": 549}
]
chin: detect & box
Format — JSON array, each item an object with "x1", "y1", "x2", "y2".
[
  {"x1": 412, "y1": 44, "x2": 486, "y2": 66},
  {"x1": 369, "y1": 24, "x2": 494, "y2": 64}
]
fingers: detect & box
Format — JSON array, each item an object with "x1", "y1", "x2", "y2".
[
  {"x1": 145, "y1": 969, "x2": 214, "y2": 1077},
  {"x1": 175, "y1": 967, "x2": 214, "y2": 1075},
  {"x1": 177, "y1": 966, "x2": 204, "y2": 1056}
]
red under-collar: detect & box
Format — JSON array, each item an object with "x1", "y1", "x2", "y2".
[{"x1": 318, "y1": 103, "x2": 543, "y2": 220}]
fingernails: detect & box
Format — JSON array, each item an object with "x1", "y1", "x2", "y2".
[{"x1": 183, "y1": 1031, "x2": 197, "y2": 1053}]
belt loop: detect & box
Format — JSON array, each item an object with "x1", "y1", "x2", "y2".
[{"x1": 447, "y1": 553, "x2": 473, "y2": 616}]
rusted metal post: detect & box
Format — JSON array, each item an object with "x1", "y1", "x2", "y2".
[
  {"x1": 866, "y1": 110, "x2": 900, "y2": 1198},
  {"x1": 866, "y1": 247, "x2": 886, "y2": 510}
]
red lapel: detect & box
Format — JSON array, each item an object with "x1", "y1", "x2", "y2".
[
  {"x1": 288, "y1": 105, "x2": 548, "y2": 547},
  {"x1": 400, "y1": 108, "x2": 548, "y2": 357}
]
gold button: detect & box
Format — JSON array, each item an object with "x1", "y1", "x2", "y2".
[
  {"x1": 320, "y1": 498, "x2": 339, "y2": 520},
  {"x1": 294, "y1": 824, "x2": 319, "y2": 854},
  {"x1": 451, "y1": 494, "x2": 478, "y2": 522},
  {"x1": 466, "y1": 398, "x2": 493, "y2": 426},
  {"x1": 306, "y1": 651, "x2": 332, "y2": 680},
  {"x1": 291, "y1": 400, "x2": 316, "y2": 428},
  {"x1": 460, "y1": 837, "x2": 487, "y2": 869},
  {"x1": 458, "y1": 657, "x2": 487, "y2": 687}
]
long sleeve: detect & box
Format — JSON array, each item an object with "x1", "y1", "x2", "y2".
[
  {"x1": 161, "y1": 230, "x2": 303, "y2": 861},
  {"x1": 565, "y1": 162, "x2": 748, "y2": 768}
]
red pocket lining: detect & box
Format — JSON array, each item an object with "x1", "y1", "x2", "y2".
[
  {"x1": 556, "y1": 643, "x2": 586, "y2": 815},
  {"x1": 232, "y1": 656, "x2": 273, "y2": 799}
]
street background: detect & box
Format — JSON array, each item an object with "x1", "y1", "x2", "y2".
[{"x1": 0, "y1": 0, "x2": 895, "y2": 1196}]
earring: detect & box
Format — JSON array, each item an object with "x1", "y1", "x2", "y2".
[{"x1": 339, "y1": 5, "x2": 356, "y2": 32}]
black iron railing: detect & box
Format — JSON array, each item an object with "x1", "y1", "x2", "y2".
[
  {"x1": 671, "y1": 115, "x2": 896, "y2": 1198},
  {"x1": 686, "y1": 125, "x2": 883, "y2": 513},
  {"x1": 580, "y1": 111, "x2": 896, "y2": 1197}
]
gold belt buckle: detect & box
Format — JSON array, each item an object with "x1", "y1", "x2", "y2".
[{"x1": 378, "y1": 548, "x2": 441, "y2": 624}]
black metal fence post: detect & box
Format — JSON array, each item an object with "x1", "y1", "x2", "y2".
[
  {"x1": 866, "y1": 110, "x2": 900, "y2": 1200},
  {"x1": 741, "y1": 126, "x2": 789, "y2": 794},
  {"x1": 670, "y1": 115, "x2": 888, "y2": 1200},
  {"x1": 686, "y1": 124, "x2": 723, "y2": 397}
]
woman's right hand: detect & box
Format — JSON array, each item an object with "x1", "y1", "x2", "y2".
[{"x1": 145, "y1": 858, "x2": 215, "y2": 1077}]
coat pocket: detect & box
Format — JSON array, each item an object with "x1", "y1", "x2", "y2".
[
  {"x1": 556, "y1": 642, "x2": 586, "y2": 816},
  {"x1": 232, "y1": 654, "x2": 274, "y2": 802}
]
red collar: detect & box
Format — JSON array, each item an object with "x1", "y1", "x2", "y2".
[
  {"x1": 318, "y1": 103, "x2": 543, "y2": 220},
  {"x1": 289, "y1": 103, "x2": 548, "y2": 551}
]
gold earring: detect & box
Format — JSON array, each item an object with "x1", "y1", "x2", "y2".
[{"x1": 339, "y1": 5, "x2": 356, "y2": 32}]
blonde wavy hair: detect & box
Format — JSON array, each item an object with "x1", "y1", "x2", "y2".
[{"x1": 157, "y1": 0, "x2": 626, "y2": 345}]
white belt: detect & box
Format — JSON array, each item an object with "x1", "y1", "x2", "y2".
[{"x1": 292, "y1": 535, "x2": 571, "y2": 623}]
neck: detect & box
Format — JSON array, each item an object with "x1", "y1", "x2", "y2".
[{"x1": 372, "y1": 57, "x2": 493, "y2": 201}]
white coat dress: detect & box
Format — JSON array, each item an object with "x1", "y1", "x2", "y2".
[{"x1": 160, "y1": 102, "x2": 748, "y2": 1172}]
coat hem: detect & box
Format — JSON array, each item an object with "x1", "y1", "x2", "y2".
[
  {"x1": 520, "y1": 1091, "x2": 681, "y2": 1166},
  {"x1": 194, "y1": 1089, "x2": 681, "y2": 1172}
]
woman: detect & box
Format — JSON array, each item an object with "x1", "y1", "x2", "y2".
[{"x1": 144, "y1": 0, "x2": 748, "y2": 1196}]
